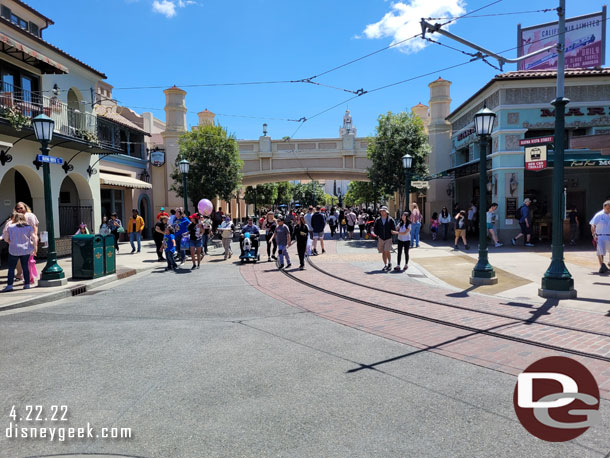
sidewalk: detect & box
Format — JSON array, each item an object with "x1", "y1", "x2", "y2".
[
  {"x1": 0, "y1": 240, "x2": 166, "y2": 311},
  {"x1": 330, "y1": 235, "x2": 607, "y2": 314}
]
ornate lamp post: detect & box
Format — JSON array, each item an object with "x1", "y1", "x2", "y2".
[
  {"x1": 470, "y1": 106, "x2": 498, "y2": 286},
  {"x1": 179, "y1": 159, "x2": 190, "y2": 215},
  {"x1": 402, "y1": 153, "x2": 413, "y2": 212},
  {"x1": 33, "y1": 114, "x2": 66, "y2": 287}
]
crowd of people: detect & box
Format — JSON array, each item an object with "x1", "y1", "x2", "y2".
[{"x1": 1, "y1": 198, "x2": 610, "y2": 292}]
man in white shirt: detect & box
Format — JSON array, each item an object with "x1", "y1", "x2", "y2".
[{"x1": 590, "y1": 200, "x2": 610, "y2": 274}]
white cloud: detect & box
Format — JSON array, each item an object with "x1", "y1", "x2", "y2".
[
  {"x1": 152, "y1": 0, "x2": 197, "y2": 18},
  {"x1": 362, "y1": 0, "x2": 467, "y2": 54},
  {"x1": 152, "y1": 0, "x2": 176, "y2": 18}
]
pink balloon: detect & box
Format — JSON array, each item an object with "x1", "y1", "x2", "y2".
[{"x1": 198, "y1": 199, "x2": 213, "y2": 216}]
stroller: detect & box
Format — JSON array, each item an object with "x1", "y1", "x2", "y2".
[{"x1": 239, "y1": 231, "x2": 260, "y2": 263}]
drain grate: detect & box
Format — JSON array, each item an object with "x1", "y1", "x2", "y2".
[{"x1": 70, "y1": 285, "x2": 87, "y2": 296}]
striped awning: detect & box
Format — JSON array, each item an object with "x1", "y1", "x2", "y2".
[
  {"x1": 0, "y1": 32, "x2": 68, "y2": 74},
  {"x1": 99, "y1": 173, "x2": 152, "y2": 190}
]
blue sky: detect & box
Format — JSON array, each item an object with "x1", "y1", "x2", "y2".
[{"x1": 28, "y1": 0, "x2": 608, "y2": 140}]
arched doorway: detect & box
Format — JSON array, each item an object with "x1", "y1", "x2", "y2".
[
  {"x1": 138, "y1": 194, "x2": 151, "y2": 239},
  {"x1": 14, "y1": 170, "x2": 32, "y2": 210},
  {"x1": 67, "y1": 87, "x2": 84, "y2": 132},
  {"x1": 58, "y1": 174, "x2": 93, "y2": 236}
]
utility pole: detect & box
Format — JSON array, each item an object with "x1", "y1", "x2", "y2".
[{"x1": 540, "y1": 0, "x2": 576, "y2": 298}]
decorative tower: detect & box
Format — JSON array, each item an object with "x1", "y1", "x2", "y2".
[
  {"x1": 160, "y1": 85, "x2": 187, "y2": 209},
  {"x1": 339, "y1": 109, "x2": 357, "y2": 137},
  {"x1": 197, "y1": 108, "x2": 215, "y2": 126}
]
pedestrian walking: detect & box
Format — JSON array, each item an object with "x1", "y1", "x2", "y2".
[
  {"x1": 568, "y1": 205, "x2": 580, "y2": 245},
  {"x1": 311, "y1": 206, "x2": 326, "y2": 255},
  {"x1": 153, "y1": 215, "x2": 168, "y2": 261},
  {"x1": 591, "y1": 200, "x2": 610, "y2": 274},
  {"x1": 271, "y1": 217, "x2": 291, "y2": 269},
  {"x1": 107, "y1": 212, "x2": 122, "y2": 252},
  {"x1": 339, "y1": 208, "x2": 347, "y2": 239},
  {"x1": 467, "y1": 201, "x2": 477, "y2": 234},
  {"x1": 219, "y1": 215, "x2": 234, "y2": 260},
  {"x1": 173, "y1": 208, "x2": 190, "y2": 263},
  {"x1": 3, "y1": 202, "x2": 38, "y2": 282},
  {"x1": 262, "y1": 211, "x2": 278, "y2": 262},
  {"x1": 99, "y1": 216, "x2": 111, "y2": 236},
  {"x1": 486, "y1": 203, "x2": 503, "y2": 248},
  {"x1": 328, "y1": 207, "x2": 338, "y2": 239},
  {"x1": 127, "y1": 208, "x2": 145, "y2": 253},
  {"x1": 372, "y1": 206, "x2": 396, "y2": 271},
  {"x1": 294, "y1": 213, "x2": 310, "y2": 270},
  {"x1": 439, "y1": 207, "x2": 451, "y2": 241},
  {"x1": 168, "y1": 208, "x2": 177, "y2": 226},
  {"x1": 188, "y1": 214, "x2": 204, "y2": 269},
  {"x1": 410, "y1": 203, "x2": 422, "y2": 247},
  {"x1": 430, "y1": 212, "x2": 439, "y2": 241},
  {"x1": 392, "y1": 212, "x2": 411, "y2": 271},
  {"x1": 162, "y1": 226, "x2": 177, "y2": 271},
  {"x1": 346, "y1": 208, "x2": 357, "y2": 240},
  {"x1": 357, "y1": 211, "x2": 366, "y2": 239},
  {"x1": 512, "y1": 198, "x2": 534, "y2": 247},
  {"x1": 2, "y1": 212, "x2": 37, "y2": 292},
  {"x1": 454, "y1": 210, "x2": 470, "y2": 250}
]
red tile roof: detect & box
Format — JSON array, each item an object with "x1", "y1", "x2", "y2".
[
  {"x1": 448, "y1": 68, "x2": 610, "y2": 120},
  {"x1": 0, "y1": 17, "x2": 106, "y2": 78}
]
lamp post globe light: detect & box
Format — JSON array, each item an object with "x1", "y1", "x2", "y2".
[
  {"x1": 402, "y1": 153, "x2": 413, "y2": 213},
  {"x1": 33, "y1": 114, "x2": 66, "y2": 286},
  {"x1": 179, "y1": 159, "x2": 190, "y2": 215},
  {"x1": 470, "y1": 106, "x2": 498, "y2": 286}
]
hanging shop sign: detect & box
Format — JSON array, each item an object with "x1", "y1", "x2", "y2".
[
  {"x1": 525, "y1": 145, "x2": 548, "y2": 171},
  {"x1": 150, "y1": 149, "x2": 165, "y2": 167},
  {"x1": 518, "y1": 9, "x2": 606, "y2": 70}
]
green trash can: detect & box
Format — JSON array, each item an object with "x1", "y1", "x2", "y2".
[
  {"x1": 103, "y1": 234, "x2": 116, "y2": 275},
  {"x1": 72, "y1": 234, "x2": 104, "y2": 279}
]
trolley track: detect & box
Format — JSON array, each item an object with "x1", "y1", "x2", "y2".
[{"x1": 274, "y1": 260, "x2": 610, "y2": 364}]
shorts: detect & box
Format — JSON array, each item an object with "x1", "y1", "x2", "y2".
[
  {"x1": 191, "y1": 239, "x2": 203, "y2": 248},
  {"x1": 597, "y1": 236, "x2": 610, "y2": 256},
  {"x1": 486, "y1": 223, "x2": 494, "y2": 230},
  {"x1": 347, "y1": 225, "x2": 355, "y2": 232},
  {"x1": 377, "y1": 238, "x2": 393, "y2": 253},
  {"x1": 180, "y1": 239, "x2": 190, "y2": 249},
  {"x1": 519, "y1": 222, "x2": 530, "y2": 235},
  {"x1": 313, "y1": 232, "x2": 324, "y2": 240},
  {"x1": 455, "y1": 229, "x2": 466, "y2": 237}
]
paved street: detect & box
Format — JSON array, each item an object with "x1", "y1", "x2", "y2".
[{"x1": 1, "y1": 242, "x2": 610, "y2": 457}]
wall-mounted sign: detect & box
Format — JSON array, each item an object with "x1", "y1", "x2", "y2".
[
  {"x1": 567, "y1": 158, "x2": 610, "y2": 167},
  {"x1": 525, "y1": 145, "x2": 548, "y2": 171},
  {"x1": 457, "y1": 127, "x2": 476, "y2": 141},
  {"x1": 150, "y1": 149, "x2": 165, "y2": 167},
  {"x1": 519, "y1": 136, "x2": 554, "y2": 146},
  {"x1": 411, "y1": 181, "x2": 429, "y2": 189},
  {"x1": 518, "y1": 9, "x2": 606, "y2": 70}
]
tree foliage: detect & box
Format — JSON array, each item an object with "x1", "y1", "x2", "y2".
[
  {"x1": 275, "y1": 181, "x2": 293, "y2": 206},
  {"x1": 344, "y1": 181, "x2": 385, "y2": 207},
  {"x1": 292, "y1": 181, "x2": 325, "y2": 207},
  {"x1": 171, "y1": 124, "x2": 243, "y2": 205},
  {"x1": 244, "y1": 183, "x2": 278, "y2": 207},
  {"x1": 366, "y1": 111, "x2": 429, "y2": 210}
]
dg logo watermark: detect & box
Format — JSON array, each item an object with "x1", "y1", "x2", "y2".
[{"x1": 513, "y1": 356, "x2": 601, "y2": 441}]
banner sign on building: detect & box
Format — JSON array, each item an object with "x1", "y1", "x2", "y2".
[
  {"x1": 518, "y1": 9, "x2": 606, "y2": 71},
  {"x1": 519, "y1": 136, "x2": 554, "y2": 146},
  {"x1": 525, "y1": 145, "x2": 548, "y2": 171}
]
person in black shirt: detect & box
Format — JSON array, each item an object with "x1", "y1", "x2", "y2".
[
  {"x1": 372, "y1": 206, "x2": 396, "y2": 271},
  {"x1": 293, "y1": 213, "x2": 310, "y2": 270},
  {"x1": 568, "y1": 205, "x2": 579, "y2": 245},
  {"x1": 153, "y1": 215, "x2": 168, "y2": 261}
]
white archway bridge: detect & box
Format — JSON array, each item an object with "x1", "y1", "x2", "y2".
[{"x1": 238, "y1": 132, "x2": 371, "y2": 186}]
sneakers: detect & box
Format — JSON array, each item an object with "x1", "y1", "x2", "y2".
[
  {"x1": 268, "y1": 257, "x2": 272, "y2": 262},
  {"x1": 278, "y1": 264, "x2": 284, "y2": 269},
  {"x1": 393, "y1": 266, "x2": 401, "y2": 271},
  {"x1": 403, "y1": 265, "x2": 409, "y2": 271},
  {"x1": 387, "y1": 263, "x2": 392, "y2": 271},
  {"x1": 322, "y1": 249, "x2": 326, "y2": 254},
  {"x1": 286, "y1": 263, "x2": 292, "y2": 269},
  {"x1": 2, "y1": 285, "x2": 13, "y2": 292},
  {"x1": 23, "y1": 284, "x2": 31, "y2": 289},
  {"x1": 382, "y1": 264, "x2": 389, "y2": 271},
  {"x1": 228, "y1": 252, "x2": 232, "y2": 258},
  {"x1": 525, "y1": 243, "x2": 534, "y2": 247},
  {"x1": 495, "y1": 242, "x2": 503, "y2": 247},
  {"x1": 312, "y1": 251, "x2": 318, "y2": 256},
  {"x1": 299, "y1": 265, "x2": 305, "y2": 270},
  {"x1": 271, "y1": 255, "x2": 277, "y2": 260},
  {"x1": 191, "y1": 265, "x2": 197, "y2": 270},
  {"x1": 131, "y1": 249, "x2": 136, "y2": 254},
  {"x1": 454, "y1": 245, "x2": 458, "y2": 250},
  {"x1": 511, "y1": 238, "x2": 516, "y2": 246},
  {"x1": 600, "y1": 264, "x2": 609, "y2": 274}
]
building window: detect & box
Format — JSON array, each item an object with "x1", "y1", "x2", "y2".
[
  {"x1": 1, "y1": 6, "x2": 10, "y2": 20},
  {"x1": 29, "y1": 22, "x2": 39, "y2": 37},
  {"x1": 1, "y1": 6, "x2": 41, "y2": 36}
]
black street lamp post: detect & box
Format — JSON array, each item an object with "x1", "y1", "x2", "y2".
[
  {"x1": 402, "y1": 153, "x2": 413, "y2": 213},
  {"x1": 33, "y1": 114, "x2": 66, "y2": 287},
  {"x1": 470, "y1": 106, "x2": 498, "y2": 286},
  {"x1": 179, "y1": 159, "x2": 190, "y2": 215}
]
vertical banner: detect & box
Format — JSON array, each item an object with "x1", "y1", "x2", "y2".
[{"x1": 518, "y1": 9, "x2": 606, "y2": 70}]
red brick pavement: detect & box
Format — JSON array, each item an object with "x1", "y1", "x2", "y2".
[{"x1": 240, "y1": 241, "x2": 610, "y2": 399}]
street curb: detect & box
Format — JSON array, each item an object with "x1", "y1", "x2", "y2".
[{"x1": 0, "y1": 266, "x2": 155, "y2": 313}]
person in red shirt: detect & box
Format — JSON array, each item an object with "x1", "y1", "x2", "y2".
[{"x1": 156, "y1": 207, "x2": 169, "y2": 221}]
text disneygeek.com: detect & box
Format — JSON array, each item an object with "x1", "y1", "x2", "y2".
[{"x1": 5, "y1": 422, "x2": 132, "y2": 442}]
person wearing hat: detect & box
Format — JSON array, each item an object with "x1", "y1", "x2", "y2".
[
  {"x1": 156, "y1": 207, "x2": 169, "y2": 221},
  {"x1": 372, "y1": 206, "x2": 396, "y2": 271},
  {"x1": 512, "y1": 198, "x2": 534, "y2": 247}
]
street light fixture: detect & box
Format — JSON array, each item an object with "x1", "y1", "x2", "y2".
[
  {"x1": 470, "y1": 106, "x2": 498, "y2": 286},
  {"x1": 402, "y1": 153, "x2": 413, "y2": 213},
  {"x1": 32, "y1": 114, "x2": 66, "y2": 286},
  {"x1": 262, "y1": 123, "x2": 268, "y2": 136},
  {"x1": 179, "y1": 159, "x2": 190, "y2": 215}
]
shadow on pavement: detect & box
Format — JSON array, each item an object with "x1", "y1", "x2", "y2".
[
  {"x1": 524, "y1": 298, "x2": 558, "y2": 324},
  {"x1": 446, "y1": 285, "x2": 478, "y2": 298}
]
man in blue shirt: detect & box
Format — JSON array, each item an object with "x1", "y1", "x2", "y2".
[
  {"x1": 173, "y1": 208, "x2": 190, "y2": 263},
  {"x1": 511, "y1": 198, "x2": 534, "y2": 247},
  {"x1": 240, "y1": 217, "x2": 260, "y2": 256}
]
